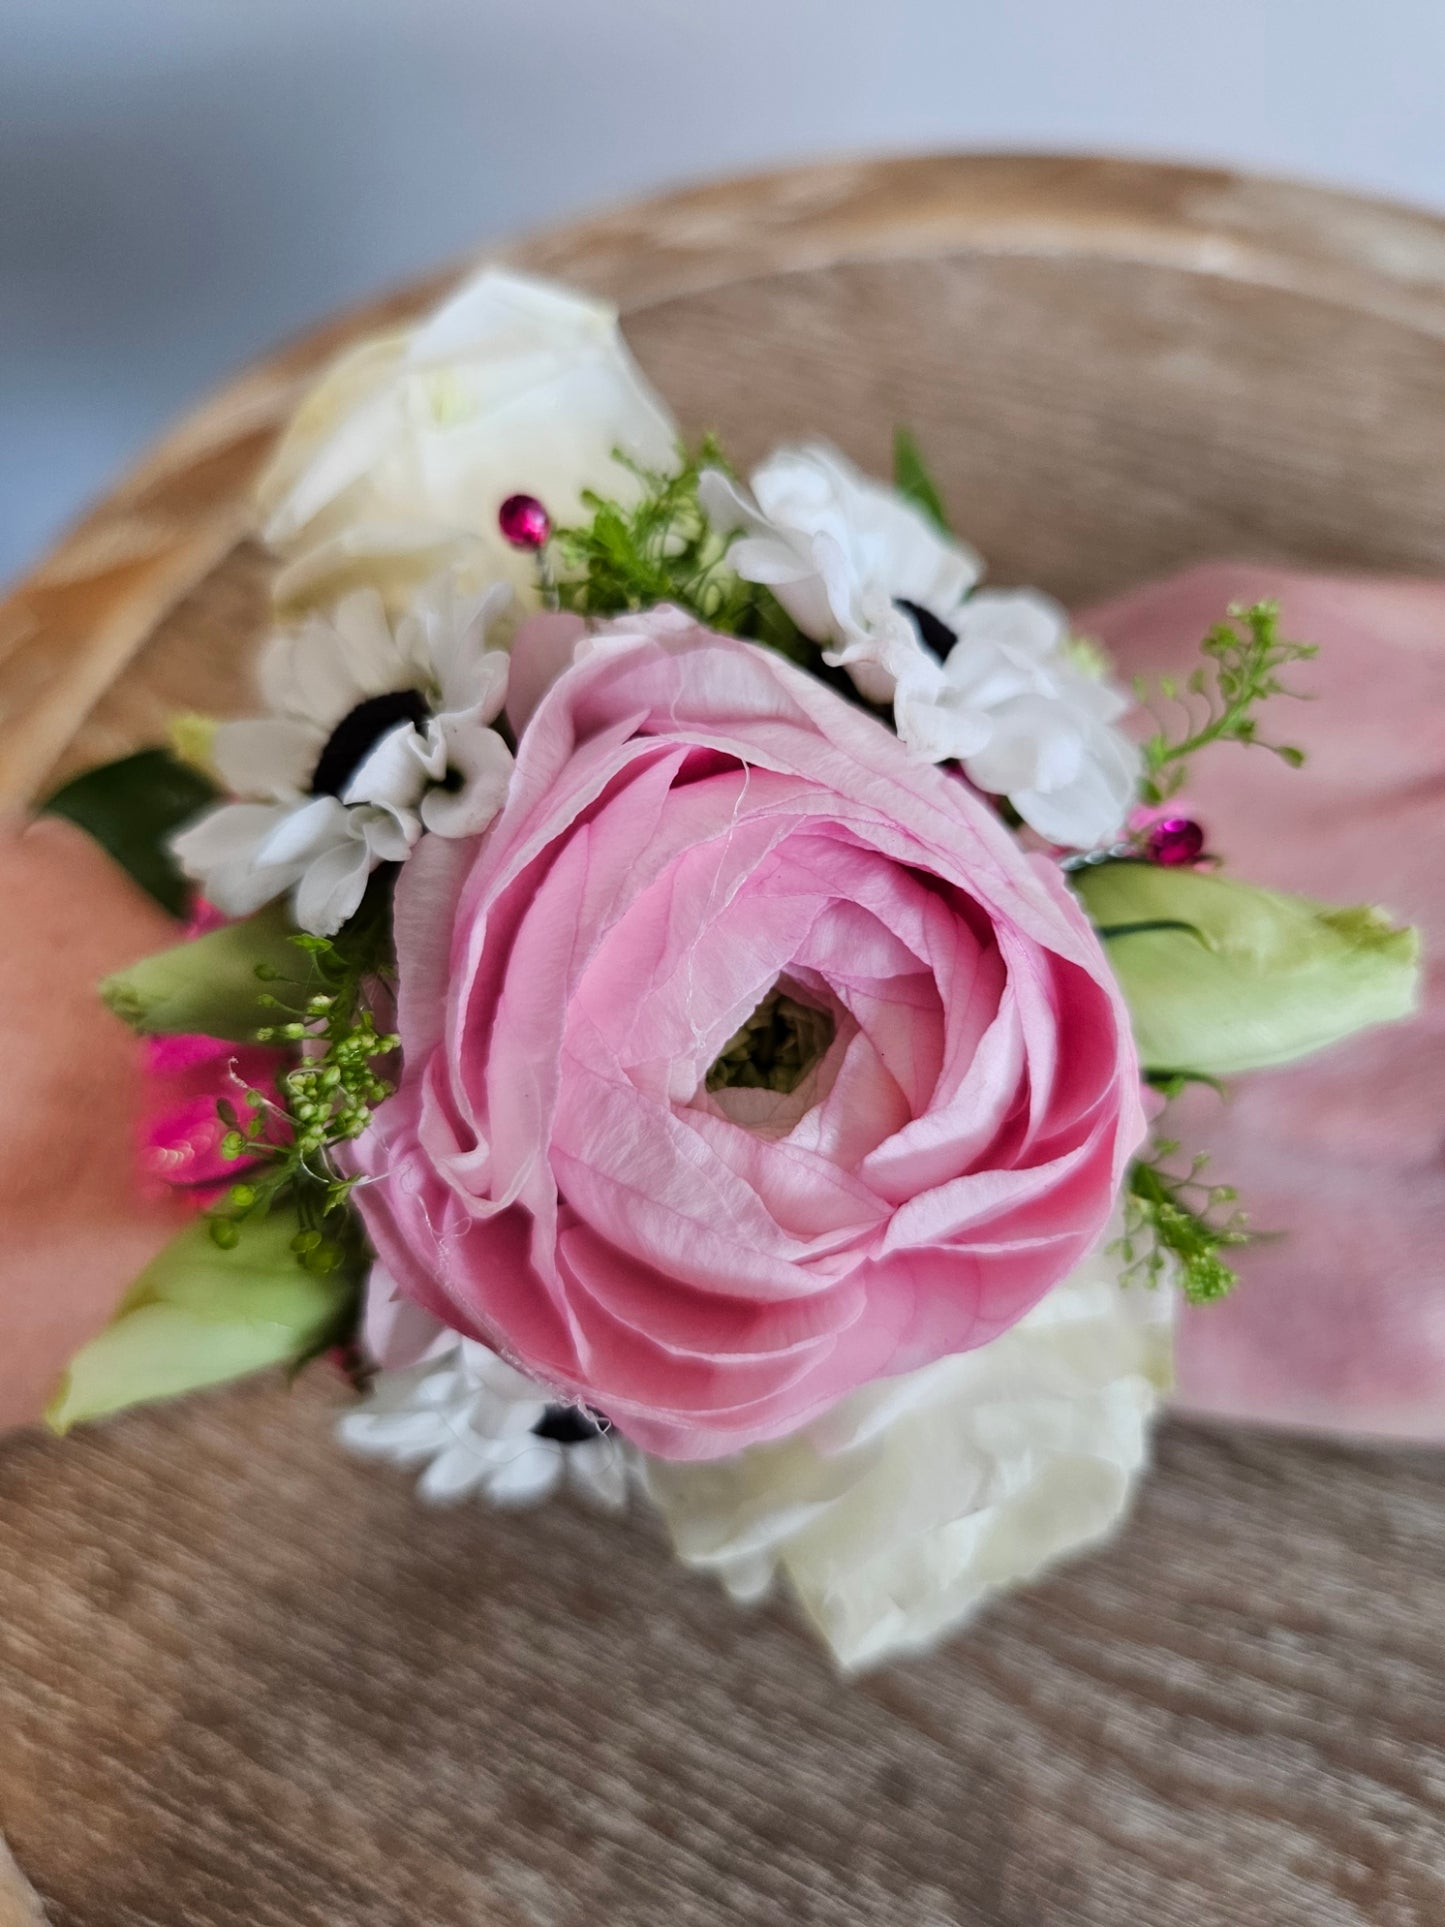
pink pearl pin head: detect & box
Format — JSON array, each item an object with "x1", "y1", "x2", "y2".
[
  {"x1": 1145, "y1": 815, "x2": 1207, "y2": 867},
  {"x1": 498, "y1": 494, "x2": 552, "y2": 550}
]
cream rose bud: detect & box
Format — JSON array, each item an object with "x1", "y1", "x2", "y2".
[
  {"x1": 255, "y1": 268, "x2": 680, "y2": 612},
  {"x1": 645, "y1": 1229, "x2": 1173, "y2": 1670}
]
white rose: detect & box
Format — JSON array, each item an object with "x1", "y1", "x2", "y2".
[
  {"x1": 645, "y1": 1232, "x2": 1174, "y2": 1670},
  {"x1": 256, "y1": 268, "x2": 679, "y2": 611}
]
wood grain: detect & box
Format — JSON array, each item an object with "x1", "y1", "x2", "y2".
[
  {"x1": 1, "y1": 154, "x2": 1443, "y2": 1925},
  {"x1": 10, "y1": 151, "x2": 1445, "y2": 804}
]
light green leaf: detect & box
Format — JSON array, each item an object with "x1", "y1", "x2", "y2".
[
  {"x1": 46, "y1": 1209, "x2": 350, "y2": 1434},
  {"x1": 1076, "y1": 861, "x2": 1419, "y2": 1076},
  {"x1": 101, "y1": 901, "x2": 319, "y2": 1041}
]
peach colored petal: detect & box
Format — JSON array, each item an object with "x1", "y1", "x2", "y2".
[{"x1": 0, "y1": 817, "x2": 191, "y2": 1431}]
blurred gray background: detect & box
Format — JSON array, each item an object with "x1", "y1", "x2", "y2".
[{"x1": 4, "y1": 0, "x2": 1444, "y2": 583}]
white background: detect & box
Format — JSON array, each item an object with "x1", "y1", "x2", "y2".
[{"x1": 3, "y1": 0, "x2": 1444, "y2": 580}]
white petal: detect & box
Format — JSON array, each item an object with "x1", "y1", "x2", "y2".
[
  {"x1": 964, "y1": 695, "x2": 1086, "y2": 799},
  {"x1": 293, "y1": 838, "x2": 374, "y2": 936},
  {"x1": 447, "y1": 646, "x2": 510, "y2": 725},
  {"x1": 255, "y1": 793, "x2": 352, "y2": 869},
  {"x1": 419, "y1": 716, "x2": 514, "y2": 838},
  {"x1": 357, "y1": 803, "x2": 421, "y2": 864},
  {"x1": 822, "y1": 591, "x2": 934, "y2": 707},
  {"x1": 403, "y1": 575, "x2": 514, "y2": 716},
  {"x1": 894, "y1": 676, "x2": 994, "y2": 763},
  {"x1": 171, "y1": 801, "x2": 300, "y2": 915},
  {"x1": 456, "y1": 1342, "x2": 550, "y2": 1409},
  {"x1": 257, "y1": 337, "x2": 411, "y2": 545},
  {"x1": 339, "y1": 1407, "x2": 453, "y2": 1457},
  {"x1": 172, "y1": 800, "x2": 285, "y2": 871},
  {"x1": 485, "y1": 1440, "x2": 565, "y2": 1507},
  {"x1": 951, "y1": 588, "x2": 1069, "y2": 660},
  {"x1": 360, "y1": 1265, "x2": 454, "y2": 1371},
  {"x1": 418, "y1": 1443, "x2": 501, "y2": 1504},
  {"x1": 697, "y1": 466, "x2": 760, "y2": 536},
  {"x1": 211, "y1": 717, "x2": 322, "y2": 801},
  {"x1": 749, "y1": 443, "x2": 980, "y2": 619},
  {"x1": 726, "y1": 532, "x2": 818, "y2": 591},
  {"x1": 331, "y1": 587, "x2": 414, "y2": 695},
  {"x1": 259, "y1": 619, "x2": 369, "y2": 726},
  {"x1": 271, "y1": 523, "x2": 479, "y2": 615},
  {"x1": 646, "y1": 1226, "x2": 1174, "y2": 1671},
  {"x1": 940, "y1": 634, "x2": 1048, "y2": 711},
  {"x1": 341, "y1": 721, "x2": 432, "y2": 811},
  {"x1": 568, "y1": 1440, "x2": 631, "y2": 1511},
  {"x1": 1010, "y1": 724, "x2": 1143, "y2": 848}
]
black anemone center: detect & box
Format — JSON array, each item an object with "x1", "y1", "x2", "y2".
[
  {"x1": 895, "y1": 598, "x2": 958, "y2": 661},
  {"x1": 533, "y1": 1404, "x2": 608, "y2": 1446},
  {"x1": 705, "y1": 989, "x2": 836, "y2": 1095},
  {"x1": 310, "y1": 688, "x2": 430, "y2": 797}
]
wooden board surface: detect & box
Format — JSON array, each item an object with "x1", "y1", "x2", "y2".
[{"x1": 1, "y1": 154, "x2": 1443, "y2": 1925}]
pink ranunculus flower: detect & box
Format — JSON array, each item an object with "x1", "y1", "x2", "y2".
[{"x1": 348, "y1": 609, "x2": 1145, "y2": 1460}]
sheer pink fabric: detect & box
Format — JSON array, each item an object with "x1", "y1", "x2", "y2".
[{"x1": 1087, "y1": 564, "x2": 1445, "y2": 1442}]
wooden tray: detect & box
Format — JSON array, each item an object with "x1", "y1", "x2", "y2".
[{"x1": 1, "y1": 155, "x2": 1443, "y2": 1926}]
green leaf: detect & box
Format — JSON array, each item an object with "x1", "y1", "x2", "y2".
[
  {"x1": 45, "y1": 1208, "x2": 352, "y2": 1433},
  {"x1": 41, "y1": 748, "x2": 217, "y2": 917},
  {"x1": 1075, "y1": 861, "x2": 1420, "y2": 1076},
  {"x1": 101, "y1": 900, "x2": 322, "y2": 1041},
  {"x1": 892, "y1": 426, "x2": 951, "y2": 533}
]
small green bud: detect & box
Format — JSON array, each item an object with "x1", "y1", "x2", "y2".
[
  {"x1": 45, "y1": 1210, "x2": 352, "y2": 1433},
  {"x1": 101, "y1": 902, "x2": 320, "y2": 1042},
  {"x1": 1076, "y1": 862, "x2": 1421, "y2": 1076}
]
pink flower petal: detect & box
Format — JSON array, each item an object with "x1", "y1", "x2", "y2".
[{"x1": 0, "y1": 819, "x2": 192, "y2": 1430}]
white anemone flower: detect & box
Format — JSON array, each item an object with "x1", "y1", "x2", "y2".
[
  {"x1": 704, "y1": 446, "x2": 1140, "y2": 848},
  {"x1": 172, "y1": 576, "x2": 515, "y2": 935},
  {"x1": 700, "y1": 443, "x2": 982, "y2": 705},
  {"x1": 894, "y1": 590, "x2": 1143, "y2": 848},
  {"x1": 339, "y1": 1330, "x2": 631, "y2": 1511},
  {"x1": 645, "y1": 1228, "x2": 1174, "y2": 1671}
]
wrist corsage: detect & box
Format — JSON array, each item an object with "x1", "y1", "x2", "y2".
[{"x1": 43, "y1": 269, "x2": 1420, "y2": 1669}]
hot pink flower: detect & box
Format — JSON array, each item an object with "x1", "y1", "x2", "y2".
[
  {"x1": 349, "y1": 610, "x2": 1143, "y2": 1459},
  {"x1": 138, "y1": 1032, "x2": 287, "y2": 1204},
  {"x1": 136, "y1": 903, "x2": 289, "y2": 1206}
]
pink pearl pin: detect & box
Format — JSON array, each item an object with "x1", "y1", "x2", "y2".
[
  {"x1": 498, "y1": 493, "x2": 551, "y2": 550},
  {"x1": 1145, "y1": 816, "x2": 1206, "y2": 867}
]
